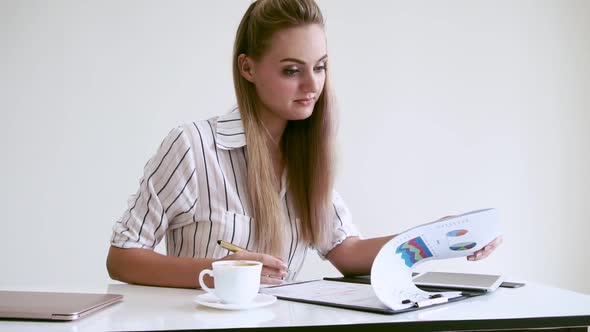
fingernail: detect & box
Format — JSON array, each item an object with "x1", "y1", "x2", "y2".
[
  {"x1": 476, "y1": 252, "x2": 482, "y2": 258},
  {"x1": 468, "y1": 256, "x2": 474, "y2": 261}
]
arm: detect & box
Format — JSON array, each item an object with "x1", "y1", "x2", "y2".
[
  {"x1": 106, "y1": 246, "x2": 214, "y2": 288},
  {"x1": 326, "y1": 235, "x2": 394, "y2": 276},
  {"x1": 106, "y1": 246, "x2": 288, "y2": 288}
]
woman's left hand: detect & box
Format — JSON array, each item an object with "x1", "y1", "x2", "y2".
[{"x1": 467, "y1": 236, "x2": 503, "y2": 261}]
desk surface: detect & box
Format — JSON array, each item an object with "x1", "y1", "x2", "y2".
[{"x1": 1, "y1": 281, "x2": 589, "y2": 331}]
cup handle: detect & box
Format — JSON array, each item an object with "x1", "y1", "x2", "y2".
[{"x1": 198, "y1": 269, "x2": 214, "y2": 294}]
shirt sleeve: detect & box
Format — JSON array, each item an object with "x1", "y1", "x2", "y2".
[
  {"x1": 110, "y1": 125, "x2": 199, "y2": 250},
  {"x1": 316, "y1": 190, "x2": 361, "y2": 259}
]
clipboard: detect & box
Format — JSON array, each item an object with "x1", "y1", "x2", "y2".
[
  {"x1": 323, "y1": 274, "x2": 524, "y2": 290},
  {"x1": 260, "y1": 279, "x2": 482, "y2": 315}
]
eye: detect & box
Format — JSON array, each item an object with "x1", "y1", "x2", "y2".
[
  {"x1": 283, "y1": 67, "x2": 300, "y2": 76},
  {"x1": 314, "y1": 64, "x2": 326, "y2": 72}
]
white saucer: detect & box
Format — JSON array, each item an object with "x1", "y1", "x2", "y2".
[{"x1": 195, "y1": 293, "x2": 277, "y2": 310}]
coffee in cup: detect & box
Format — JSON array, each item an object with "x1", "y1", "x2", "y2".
[{"x1": 198, "y1": 260, "x2": 262, "y2": 304}]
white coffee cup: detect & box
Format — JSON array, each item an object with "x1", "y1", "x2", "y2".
[{"x1": 198, "y1": 260, "x2": 263, "y2": 304}]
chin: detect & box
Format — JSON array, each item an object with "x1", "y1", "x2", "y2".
[{"x1": 285, "y1": 105, "x2": 315, "y2": 121}]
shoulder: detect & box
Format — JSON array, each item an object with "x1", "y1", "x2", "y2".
[
  {"x1": 167, "y1": 113, "x2": 220, "y2": 142},
  {"x1": 175, "y1": 116, "x2": 219, "y2": 149},
  {"x1": 167, "y1": 108, "x2": 243, "y2": 151},
  {"x1": 168, "y1": 113, "x2": 235, "y2": 155}
]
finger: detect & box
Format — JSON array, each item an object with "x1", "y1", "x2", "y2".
[
  {"x1": 467, "y1": 236, "x2": 504, "y2": 261},
  {"x1": 262, "y1": 266, "x2": 288, "y2": 279},
  {"x1": 494, "y1": 236, "x2": 504, "y2": 246},
  {"x1": 261, "y1": 275, "x2": 284, "y2": 285},
  {"x1": 467, "y1": 247, "x2": 492, "y2": 261},
  {"x1": 250, "y1": 253, "x2": 288, "y2": 272},
  {"x1": 467, "y1": 252, "x2": 485, "y2": 261},
  {"x1": 477, "y1": 250, "x2": 491, "y2": 260},
  {"x1": 487, "y1": 236, "x2": 503, "y2": 248},
  {"x1": 467, "y1": 248, "x2": 486, "y2": 261},
  {"x1": 482, "y1": 236, "x2": 503, "y2": 253}
]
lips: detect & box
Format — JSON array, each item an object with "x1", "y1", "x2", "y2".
[
  {"x1": 294, "y1": 96, "x2": 315, "y2": 102},
  {"x1": 294, "y1": 96, "x2": 316, "y2": 107},
  {"x1": 294, "y1": 98, "x2": 314, "y2": 106}
]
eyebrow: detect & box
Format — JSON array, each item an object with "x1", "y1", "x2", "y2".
[{"x1": 280, "y1": 54, "x2": 328, "y2": 65}]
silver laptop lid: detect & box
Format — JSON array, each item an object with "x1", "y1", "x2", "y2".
[
  {"x1": 413, "y1": 272, "x2": 505, "y2": 292},
  {"x1": 0, "y1": 291, "x2": 123, "y2": 321}
]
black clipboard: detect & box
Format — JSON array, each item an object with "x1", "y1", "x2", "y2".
[
  {"x1": 261, "y1": 279, "x2": 483, "y2": 315},
  {"x1": 323, "y1": 274, "x2": 525, "y2": 290}
]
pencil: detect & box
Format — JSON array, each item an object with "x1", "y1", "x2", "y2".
[{"x1": 217, "y1": 240, "x2": 249, "y2": 253}]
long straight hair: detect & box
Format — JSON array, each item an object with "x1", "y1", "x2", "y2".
[{"x1": 232, "y1": 0, "x2": 335, "y2": 256}]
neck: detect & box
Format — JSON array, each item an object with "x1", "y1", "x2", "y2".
[{"x1": 258, "y1": 109, "x2": 287, "y2": 151}]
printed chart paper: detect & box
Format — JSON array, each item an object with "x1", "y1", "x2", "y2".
[{"x1": 371, "y1": 208, "x2": 501, "y2": 310}]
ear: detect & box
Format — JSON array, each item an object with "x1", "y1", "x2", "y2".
[{"x1": 238, "y1": 54, "x2": 255, "y2": 83}]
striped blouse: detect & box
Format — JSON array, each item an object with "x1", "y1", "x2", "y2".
[{"x1": 110, "y1": 109, "x2": 360, "y2": 281}]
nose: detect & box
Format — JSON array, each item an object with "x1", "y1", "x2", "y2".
[{"x1": 302, "y1": 69, "x2": 321, "y2": 93}]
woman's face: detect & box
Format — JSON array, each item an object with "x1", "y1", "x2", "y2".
[{"x1": 242, "y1": 24, "x2": 327, "y2": 122}]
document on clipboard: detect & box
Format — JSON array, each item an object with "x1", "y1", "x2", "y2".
[
  {"x1": 261, "y1": 279, "x2": 477, "y2": 314},
  {"x1": 261, "y1": 208, "x2": 501, "y2": 314}
]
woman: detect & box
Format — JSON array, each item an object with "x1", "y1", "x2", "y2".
[{"x1": 107, "y1": 0, "x2": 501, "y2": 288}]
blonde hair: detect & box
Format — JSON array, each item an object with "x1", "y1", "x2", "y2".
[{"x1": 232, "y1": 0, "x2": 335, "y2": 256}]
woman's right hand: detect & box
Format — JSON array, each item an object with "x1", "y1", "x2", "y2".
[{"x1": 220, "y1": 251, "x2": 288, "y2": 285}]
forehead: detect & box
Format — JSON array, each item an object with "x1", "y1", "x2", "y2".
[{"x1": 262, "y1": 24, "x2": 327, "y2": 62}]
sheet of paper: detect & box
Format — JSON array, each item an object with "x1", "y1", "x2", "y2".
[
  {"x1": 261, "y1": 280, "x2": 392, "y2": 309},
  {"x1": 371, "y1": 208, "x2": 501, "y2": 310}
]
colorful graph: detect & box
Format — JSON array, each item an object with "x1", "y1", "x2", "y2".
[
  {"x1": 447, "y1": 229, "x2": 468, "y2": 237},
  {"x1": 450, "y1": 242, "x2": 477, "y2": 251},
  {"x1": 396, "y1": 237, "x2": 433, "y2": 268}
]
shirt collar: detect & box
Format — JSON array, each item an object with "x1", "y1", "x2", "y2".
[{"x1": 215, "y1": 108, "x2": 246, "y2": 150}]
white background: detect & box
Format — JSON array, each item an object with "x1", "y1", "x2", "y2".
[{"x1": 1, "y1": 1, "x2": 588, "y2": 294}]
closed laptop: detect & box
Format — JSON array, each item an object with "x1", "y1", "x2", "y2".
[
  {"x1": 0, "y1": 291, "x2": 123, "y2": 321},
  {"x1": 413, "y1": 271, "x2": 505, "y2": 293}
]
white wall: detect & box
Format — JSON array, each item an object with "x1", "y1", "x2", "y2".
[{"x1": 1, "y1": 1, "x2": 588, "y2": 294}]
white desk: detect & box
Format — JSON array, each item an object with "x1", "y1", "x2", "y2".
[{"x1": 1, "y1": 281, "x2": 589, "y2": 331}]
